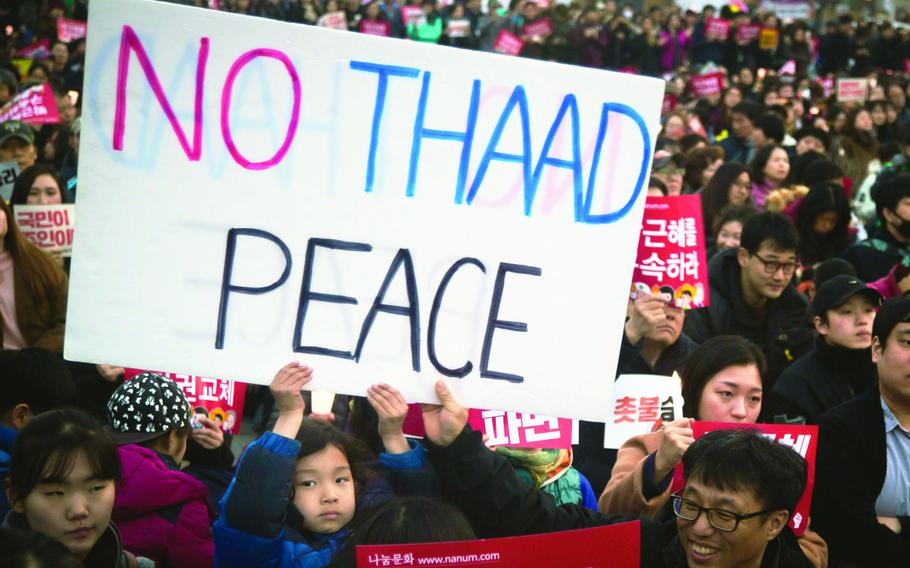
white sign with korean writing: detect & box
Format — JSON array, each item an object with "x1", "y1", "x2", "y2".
[{"x1": 604, "y1": 373, "x2": 684, "y2": 449}]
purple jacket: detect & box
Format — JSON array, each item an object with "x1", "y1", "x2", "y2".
[
  {"x1": 113, "y1": 444, "x2": 214, "y2": 568},
  {"x1": 660, "y1": 28, "x2": 690, "y2": 71}
]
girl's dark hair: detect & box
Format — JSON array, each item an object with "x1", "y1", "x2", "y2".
[
  {"x1": 680, "y1": 336, "x2": 766, "y2": 417},
  {"x1": 8, "y1": 409, "x2": 121, "y2": 503},
  {"x1": 701, "y1": 161, "x2": 749, "y2": 231},
  {"x1": 796, "y1": 182, "x2": 850, "y2": 264},
  {"x1": 683, "y1": 145, "x2": 724, "y2": 191},
  {"x1": 9, "y1": 164, "x2": 67, "y2": 207},
  {"x1": 784, "y1": 150, "x2": 823, "y2": 186},
  {"x1": 801, "y1": 159, "x2": 844, "y2": 187},
  {"x1": 296, "y1": 418, "x2": 375, "y2": 486},
  {"x1": 327, "y1": 497, "x2": 476, "y2": 567},
  {"x1": 712, "y1": 203, "x2": 758, "y2": 235},
  {"x1": 750, "y1": 143, "x2": 787, "y2": 186}
]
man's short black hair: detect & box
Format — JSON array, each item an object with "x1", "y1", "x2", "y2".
[
  {"x1": 755, "y1": 113, "x2": 785, "y2": 144},
  {"x1": 872, "y1": 294, "x2": 910, "y2": 350},
  {"x1": 740, "y1": 212, "x2": 799, "y2": 255},
  {"x1": 731, "y1": 101, "x2": 763, "y2": 123},
  {"x1": 683, "y1": 429, "x2": 807, "y2": 515},
  {"x1": 802, "y1": 159, "x2": 844, "y2": 187},
  {"x1": 0, "y1": 349, "x2": 77, "y2": 419},
  {"x1": 795, "y1": 126, "x2": 831, "y2": 152}
]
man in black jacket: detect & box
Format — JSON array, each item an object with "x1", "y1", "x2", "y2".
[
  {"x1": 420, "y1": 381, "x2": 814, "y2": 567},
  {"x1": 684, "y1": 212, "x2": 813, "y2": 390},
  {"x1": 843, "y1": 171, "x2": 910, "y2": 282},
  {"x1": 770, "y1": 275, "x2": 881, "y2": 424},
  {"x1": 812, "y1": 295, "x2": 910, "y2": 567}
]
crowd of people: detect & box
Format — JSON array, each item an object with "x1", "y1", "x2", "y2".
[{"x1": 1, "y1": 0, "x2": 910, "y2": 567}]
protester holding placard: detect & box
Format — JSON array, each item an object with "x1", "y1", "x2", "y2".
[
  {"x1": 0, "y1": 198, "x2": 68, "y2": 352},
  {"x1": 406, "y1": 0, "x2": 443, "y2": 44}
]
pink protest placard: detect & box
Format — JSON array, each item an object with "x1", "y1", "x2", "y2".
[
  {"x1": 661, "y1": 93, "x2": 677, "y2": 114},
  {"x1": 14, "y1": 204, "x2": 76, "y2": 257},
  {"x1": 57, "y1": 18, "x2": 88, "y2": 43},
  {"x1": 670, "y1": 422, "x2": 819, "y2": 537},
  {"x1": 705, "y1": 18, "x2": 730, "y2": 40},
  {"x1": 357, "y1": 522, "x2": 640, "y2": 567},
  {"x1": 821, "y1": 76, "x2": 835, "y2": 98},
  {"x1": 400, "y1": 5, "x2": 424, "y2": 26},
  {"x1": 402, "y1": 405, "x2": 573, "y2": 448},
  {"x1": 446, "y1": 19, "x2": 471, "y2": 39},
  {"x1": 124, "y1": 368, "x2": 247, "y2": 434},
  {"x1": 15, "y1": 39, "x2": 50, "y2": 59},
  {"x1": 837, "y1": 78, "x2": 868, "y2": 102},
  {"x1": 0, "y1": 83, "x2": 60, "y2": 125},
  {"x1": 631, "y1": 195, "x2": 709, "y2": 309},
  {"x1": 689, "y1": 72, "x2": 725, "y2": 97},
  {"x1": 493, "y1": 29, "x2": 525, "y2": 56},
  {"x1": 317, "y1": 11, "x2": 349, "y2": 30},
  {"x1": 736, "y1": 23, "x2": 761, "y2": 43},
  {"x1": 359, "y1": 19, "x2": 391, "y2": 37},
  {"x1": 522, "y1": 17, "x2": 552, "y2": 39}
]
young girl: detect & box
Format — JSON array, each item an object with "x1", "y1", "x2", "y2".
[
  {"x1": 3, "y1": 409, "x2": 141, "y2": 568},
  {"x1": 213, "y1": 362, "x2": 434, "y2": 567}
]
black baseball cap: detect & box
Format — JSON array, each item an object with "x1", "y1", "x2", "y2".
[
  {"x1": 811, "y1": 275, "x2": 882, "y2": 317},
  {"x1": 106, "y1": 372, "x2": 191, "y2": 445}
]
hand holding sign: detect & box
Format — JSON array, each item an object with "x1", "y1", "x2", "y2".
[
  {"x1": 421, "y1": 380, "x2": 468, "y2": 447},
  {"x1": 653, "y1": 417, "x2": 694, "y2": 481},
  {"x1": 190, "y1": 416, "x2": 224, "y2": 449},
  {"x1": 270, "y1": 361, "x2": 313, "y2": 438},
  {"x1": 367, "y1": 383, "x2": 411, "y2": 454},
  {"x1": 624, "y1": 293, "x2": 671, "y2": 344}
]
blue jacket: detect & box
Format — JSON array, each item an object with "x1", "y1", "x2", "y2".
[
  {"x1": 0, "y1": 425, "x2": 17, "y2": 517},
  {"x1": 213, "y1": 431, "x2": 434, "y2": 567}
]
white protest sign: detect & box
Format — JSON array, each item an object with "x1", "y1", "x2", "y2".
[
  {"x1": 66, "y1": 0, "x2": 663, "y2": 421},
  {"x1": 604, "y1": 373, "x2": 684, "y2": 449},
  {"x1": 837, "y1": 78, "x2": 868, "y2": 103},
  {"x1": 14, "y1": 204, "x2": 76, "y2": 257},
  {"x1": 0, "y1": 160, "x2": 19, "y2": 201}
]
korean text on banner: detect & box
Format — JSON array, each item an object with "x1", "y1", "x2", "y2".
[
  {"x1": 632, "y1": 195, "x2": 709, "y2": 309},
  {"x1": 14, "y1": 204, "x2": 76, "y2": 257},
  {"x1": 760, "y1": 0, "x2": 811, "y2": 21},
  {"x1": 604, "y1": 373, "x2": 683, "y2": 449},
  {"x1": 0, "y1": 160, "x2": 20, "y2": 201},
  {"x1": 493, "y1": 29, "x2": 525, "y2": 55},
  {"x1": 66, "y1": 0, "x2": 664, "y2": 422},
  {"x1": 705, "y1": 18, "x2": 730, "y2": 41},
  {"x1": 356, "y1": 522, "x2": 640, "y2": 567},
  {"x1": 837, "y1": 78, "x2": 868, "y2": 103},
  {"x1": 689, "y1": 73, "x2": 724, "y2": 98},
  {"x1": 670, "y1": 422, "x2": 819, "y2": 536},
  {"x1": 522, "y1": 17, "x2": 553, "y2": 39},
  {"x1": 0, "y1": 83, "x2": 60, "y2": 125},
  {"x1": 58, "y1": 18, "x2": 88, "y2": 43},
  {"x1": 124, "y1": 369, "x2": 247, "y2": 435},
  {"x1": 401, "y1": 405, "x2": 574, "y2": 449}
]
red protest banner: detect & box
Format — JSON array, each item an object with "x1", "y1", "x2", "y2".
[
  {"x1": 14, "y1": 204, "x2": 75, "y2": 257},
  {"x1": 402, "y1": 406, "x2": 573, "y2": 449},
  {"x1": 400, "y1": 5, "x2": 424, "y2": 26},
  {"x1": 15, "y1": 39, "x2": 50, "y2": 59},
  {"x1": 360, "y1": 19, "x2": 391, "y2": 37},
  {"x1": 0, "y1": 83, "x2": 60, "y2": 125},
  {"x1": 493, "y1": 29, "x2": 525, "y2": 56},
  {"x1": 736, "y1": 23, "x2": 761, "y2": 43},
  {"x1": 631, "y1": 195, "x2": 710, "y2": 309},
  {"x1": 356, "y1": 522, "x2": 640, "y2": 567},
  {"x1": 689, "y1": 72, "x2": 725, "y2": 97},
  {"x1": 124, "y1": 369, "x2": 247, "y2": 435},
  {"x1": 522, "y1": 17, "x2": 552, "y2": 39},
  {"x1": 57, "y1": 18, "x2": 88, "y2": 43},
  {"x1": 661, "y1": 93, "x2": 677, "y2": 114},
  {"x1": 705, "y1": 18, "x2": 730, "y2": 40},
  {"x1": 670, "y1": 422, "x2": 819, "y2": 536}
]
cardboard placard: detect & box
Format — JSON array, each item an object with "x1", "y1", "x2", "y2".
[
  {"x1": 124, "y1": 368, "x2": 246, "y2": 434},
  {"x1": 357, "y1": 522, "x2": 640, "y2": 567},
  {"x1": 57, "y1": 18, "x2": 88, "y2": 43},
  {"x1": 705, "y1": 18, "x2": 730, "y2": 41},
  {"x1": 736, "y1": 24, "x2": 761, "y2": 43},
  {"x1": 604, "y1": 373, "x2": 684, "y2": 449},
  {"x1": 0, "y1": 83, "x2": 60, "y2": 125},
  {"x1": 446, "y1": 19, "x2": 471, "y2": 39},
  {"x1": 0, "y1": 160, "x2": 20, "y2": 201},
  {"x1": 493, "y1": 29, "x2": 525, "y2": 55},
  {"x1": 631, "y1": 195, "x2": 710, "y2": 309},
  {"x1": 66, "y1": 0, "x2": 664, "y2": 421},
  {"x1": 837, "y1": 78, "x2": 868, "y2": 102},
  {"x1": 689, "y1": 72, "x2": 725, "y2": 97},
  {"x1": 671, "y1": 422, "x2": 819, "y2": 536},
  {"x1": 14, "y1": 204, "x2": 76, "y2": 257}
]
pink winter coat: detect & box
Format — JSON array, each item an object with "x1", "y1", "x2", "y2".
[{"x1": 113, "y1": 444, "x2": 215, "y2": 568}]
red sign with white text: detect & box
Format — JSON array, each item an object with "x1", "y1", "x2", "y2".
[
  {"x1": 690, "y1": 72, "x2": 725, "y2": 97},
  {"x1": 400, "y1": 6, "x2": 424, "y2": 26},
  {"x1": 522, "y1": 17, "x2": 552, "y2": 39},
  {"x1": 15, "y1": 39, "x2": 50, "y2": 59},
  {"x1": 0, "y1": 83, "x2": 60, "y2": 124},
  {"x1": 359, "y1": 20, "x2": 391, "y2": 37},
  {"x1": 705, "y1": 18, "x2": 730, "y2": 40},
  {"x1": 356, "y1": 522, "x2": 640, "y2": 567},
  {"x1": 57, "y1": 18, "x2": 88, "y2": 43},
  {"x1": 631, "y1": 195, "x2": 709, "y2": 309},
  {"x1": 493, "y1": 29, "x2": 525, "y2": 56},
  {"x1": 736, "y1": 24, "x2": 761, "y2": 43},
  {"x1": 671, "y1": 422, "x2": 819, "y2": 536},
  {"x1": 124, "y1": 369, "x2": 247, "y2": 434},
  {"x1": 402, "y1": 406, "x2": 573, "y2": 448}
]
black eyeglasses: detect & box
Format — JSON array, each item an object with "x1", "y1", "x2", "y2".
[
  {"x1": 671, "y1": 491, "x2": 777, "y2": 532},
  {"x1": 751, "y1": 252, "x2": 799, "y2": 276}
]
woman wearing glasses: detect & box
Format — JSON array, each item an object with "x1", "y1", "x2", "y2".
[{"x1": 598, "y1": 336, "x2": 827, "y2": 567}]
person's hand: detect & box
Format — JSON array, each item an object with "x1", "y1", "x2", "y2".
[
  {"x1": 625, "y1": 293, "x2": 670, "y2": 344},
  {"x1": 48, "y1": 247, "x2": 64, "y2": 267},
  {"x1": 368, "y1": 383, "x2": 410, "y2": 454},
  {"x1": 96, "y1": 364, "x2": 124, "y2": 383},
  {"x1": 878, "y1": 516, "x2": 902, "y2": 534},
  {"x1": 190, "y1": 417, "x2": 224, "y2": 450},
  {"x1": 270, "y1": 362, "x2": 313, "y2": 438},
  {"x1": 653, "y1": 418, "x2": 695, "y2": 481},
  {"x1": 421, "y1": 380, "x2": 468, "y2": 447}
]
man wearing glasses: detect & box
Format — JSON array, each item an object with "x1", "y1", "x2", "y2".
[
  {"x1": 419, "y1": 381, "x2": 815, "y2": 567},
  {"x1": 684, "y1": 212, "x2": 814, "y2": 388}
]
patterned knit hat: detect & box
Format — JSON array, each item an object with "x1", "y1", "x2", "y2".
[{"x1": 106, "y1": 372, "x2": 191, "y2": 445}]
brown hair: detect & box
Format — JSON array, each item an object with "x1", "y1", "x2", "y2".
[{"x1": 0, "y1": 198, "x2": 66, "y2": 304}]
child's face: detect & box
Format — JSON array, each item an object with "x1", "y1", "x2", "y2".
[
  {"x1": 293, "y1": 445, "x2": 355, "y2": 534},
  {"x1": 13, "y1": 450, "x2": 115, "y2": 559}
]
